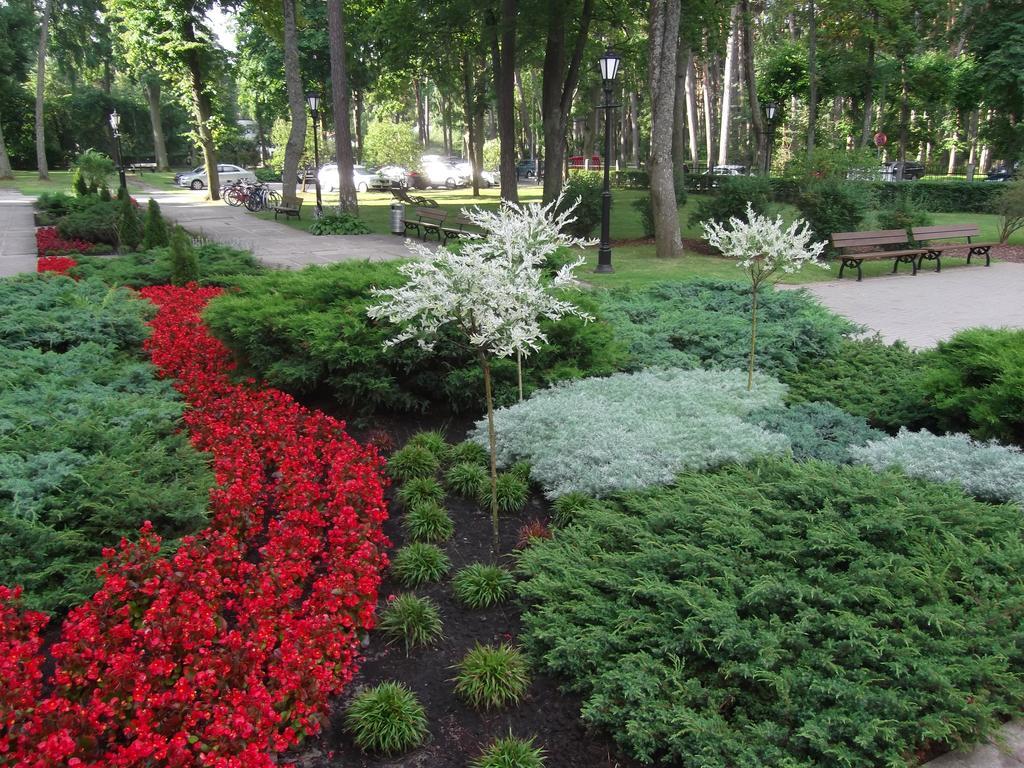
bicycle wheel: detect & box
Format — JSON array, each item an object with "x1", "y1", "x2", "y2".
[
  {"x1": 225, "y1": 187, "x2": 244, "y2": 207},
  {"x1": 245, "y1": 190, "x2": 264, "y2": 212}
]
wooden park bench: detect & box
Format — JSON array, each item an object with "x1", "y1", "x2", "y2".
[
  {"x1": 441, "y1": 214, "x2": 480, "y2": 245},
  {"x1": 911, "y1": 224, "x2": 998, "y2": 271},
  {"x1": 404, "y1": 207, "x2": 447, "y2": 240},
  {"x1": 273, "y1": 197, "x2": 303, "y2": 221},
  {"x1": 128, "y1": 162, "x2": 159, "y2": 174},
  {"x1": 830, "y1": 229, "x2": 930, "y2": 281},
  {"x1": 390, "y1": 186, "x2": 439, "y2": 208}
]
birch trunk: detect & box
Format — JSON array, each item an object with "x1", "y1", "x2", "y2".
[
  {"x1": 631, "y1": 92, "x2": 640, "y2": 167},
  {"x1": 648, "y1": 0, "x2": 683, "y2": 259},
  {"x1": 701, "y1": 59, "x2": 715, "y2": 169},
  {"x1": 35, "y1": 0, "x2": 52, "y2": 180},
  {"x1": 717, "y1": 6, "x2": 739, "y2": 167},
  {"x1": 685, "y1": 55, "x2": 699, "y2": 165}
]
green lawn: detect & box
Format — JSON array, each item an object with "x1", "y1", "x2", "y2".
[{"x1": 0, "y1": 170, "x2": 76, "y2": 196}]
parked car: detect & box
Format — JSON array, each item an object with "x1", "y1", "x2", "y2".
[
  {"x1": 174, "y1": 166, "x2": 204, "y2": 185},
  {"x1": 177, "y1": 164, "x2": 256, "y2": 190},
  {"x1": 297, "y1": 166, "x2": 317, "y2": 185},
  {"x1": 712, "y1": 164, "x2": 747, "y2": 175},
  {"x1": 516, "y1": 159, "x2": 540, "y2": 179},
  {"x1": 568, "y1": 155, "x2": 602, "y2": 170},
  {"x1": 317, "y1": 163, "x2": 379, "y2": 192},
  {"x1": 370, "y1": 165, "x2": 410, "y2": 191},
  {"x1": 986, "y1": 163, "x2": 1019, "y2": 182},
  {"x1": 882, "y1": 161, "x2": 925, "y2": 181},
  {"x1": 422, "y1": 161, "x2": 467, "y2": 189},
  {"x1": 452, "y1": 160, "x2": 497, "y2": 188}
]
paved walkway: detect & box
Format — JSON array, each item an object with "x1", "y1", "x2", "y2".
[
  {"x1": 132, "y1": 181, "x2": 411, "y2": 269},
  {"x1": 923, "y1": 722, "x2": 1024, "y2": 768},
  {"x1": 0, "y1": 189, "x2": 38, "y2": 276},
  {"x1": 786, "y1": 262, "x2": 1024, "y2": 349}
]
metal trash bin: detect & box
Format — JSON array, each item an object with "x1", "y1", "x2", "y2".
[{"x1": 390, "y1": 202, "x2": 405, "y2": 235}]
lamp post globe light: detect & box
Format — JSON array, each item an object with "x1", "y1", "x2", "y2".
[
  {"x1": 763, "y1": 101, "x2": 779, "y2": 177},
  {"x1": 109, "y1": 110, "x2": 127, "y2": 191},
  {"x1": 305, "y1": 90, "x2": 323, "y2": 216},
  {"x1": 596, "y1": 48, "x2": 621, "y2": 274}
]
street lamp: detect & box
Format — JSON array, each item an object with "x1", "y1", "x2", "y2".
[
  {"x1": 596, "y1": 48, "x2": 621, "y2": 274},
  {"x1": 763, "y1": 101, "x2": 779, "y2": 177},
  {"x1": 305, "y1": 91, "x2": 323, "y2": 217},
  {"x1": 109, "y1": 110, "x2": 127, "y2": 191}
]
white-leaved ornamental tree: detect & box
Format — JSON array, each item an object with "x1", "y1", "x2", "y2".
[
  {"x1": 368, "y1": 196, "x2": 594, "y2": 553},
  {"x1": 703, "y1": 203, "x2": 827, "y2": 389}
]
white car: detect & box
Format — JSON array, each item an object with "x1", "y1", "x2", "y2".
[
  {"x1": 453, "y1": 161, "x2": 497, "y2": 188},
  {"x1": 177, "y1": 164, "x2": 256, "y2": 190},
  {"x1": 422, "y1": 161, "x2": 467, "y2": 189},
  {"x1": 318, "y1": 163, "x2": 379, "y2": 193}
]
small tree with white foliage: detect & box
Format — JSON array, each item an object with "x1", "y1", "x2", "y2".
[
  {"x1": 368, "y1": 196, "x2": 594, "y2": 552},
  {"x1": 703, "y1": 203, "x2": 827, "y2": 390}
]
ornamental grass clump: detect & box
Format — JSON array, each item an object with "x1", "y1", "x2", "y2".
[
  {"x1": 387, "y1": 444, "x2": 440, "y2": 482},
  {"x1": 390, "y1": 543, "x2": 451, "y2": 587},
  {"x1": 395, "y1": 477, "x2": 445, "y2": 509},
  {"x1": 445, "y1": 461, "x2": 489, "y2": 499},
  {"x1": 450, "y1": 440, "x2": 489, "y2": 467},
  {"x1": 479, "y1": 472, "x2": 529, "y2": 514},
  {"x1": 471, "y1": 735, "x2": 546, "y2": 768},
  {"x1": 402, "y1": 501, "x2": 454, "y2": 543},
  {"x1": 368, "y1": 195, "x2": 594, "y2": 553},
  {"x1": 344, "y1": 682, "x2": 429, "y2": 755},
  {"x1": 454, "y1": 643, "x2": 530, "y2": 710},
  {"x1": 702, "y1": 203, "x2": 827, "y2": 389},
  {"x1": 453, "y1": 563, "x2": 515, "y2": 609},
  {"x1": 404, "y1": 430, "x2": 451, "y2": 461},
  {"x1": 378, "y1": 594, "x2": 443, "y2": 654}
]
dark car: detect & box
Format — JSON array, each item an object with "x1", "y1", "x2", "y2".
[
  {"x1": 883, "y1": 161, "x2": 926, "y2": 181},
  {"x1": 986, "y1": 163, "x2": 1019, "y2": 182},
  {"x1": 516, "y1": 159, "x2": 541, "y2": 179}
]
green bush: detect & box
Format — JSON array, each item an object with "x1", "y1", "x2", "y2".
[
  {"x1": 203, "y1": 262, "x2": 624, "y2": 414},
  {"x1": 780, "y1": 337, "x2": 927, "y2": 432},
  {"x1": 387, "y1": 445, "x2": 440, "y2": 482},
  {"x1": 875, "y1": 193, "x2": 934, "y2": 243},
  {"x1": 99, "y1": 186, "x2": 112, "y2": 202},
  {"x1": 870, "y1": 179, "x2": 1002, "y2": 213},
  {"x1": 550, "y1": 491, "x2": 600, "y2": 527},
  {"x1": 689, "y1": 175, "x2": 771, "y2": 228},
  {"x1": 597, "y1": 279, "x2": 854, "y2": 375},
  {"x1": 480, "y1": 472, "x2": 529, "y2": 514},
  {"x1": 169, "y1": 227, "x2": 199, "y2": 285},
  {"x1": 73, "y1": 148, "x2": 116, "y2": 189},
  {"x1": 450, "y1": 440, "x2": 489, "y2": 467},
  {"x1": 796, "y1": 178, "x2": 871, "y2": 249},
  {"x1": 556, "y1": 172, "x2": 603, "y2": 237},
  {"x1": 57, "y1": 200, "x2": 121, "y2": 246},
  {"x1": 402, "y1": 501, "x2": 454, "y2": 543},
  {"x1": 117, "y1": 193, "x2": 144, "y2": 251},
  {"x1": 917, "y1": 328, "x2": 1024, "y2": 445},
  {"x1": 518, "y1": 459, "x2": 1024, "y2": 767},
  {"x1": 70, "y1": 244, "x2": 262, "y2": 288},
  {"x1": 454, "y1": 643, "x2": 530, "y2": 710},
  {"x1": 72, "y1": 167, "x2": 89, "y2": 197},
  {"x1": 994, "y1": 180, "x2": 1024, "y2": 243},
  {"x1": 632, "y1": 195, "x2": 655, "y2": 238},
  {"x1": 344, "y1": 682, "x2": 428, "y2": 755},
  {"x1": 395, "y1": 477, "x2": 445, "y2": 509},
  {"x1": 748, "y1": 401, "x2": 885, "y2": 464},
  {"x1": 390, "y1": 542, "x2": 450, "y2": 587},
  {"x1": 377, "y1": 594, "x2": 443, "y2": 654},
  {"x1": 254, "y1": 167, "x2": 281, "y2": 183},
  {"x1": 404, "y1": 430, "x2": 450, "y2": 462},
  {"x1": 473, "y1": 368, "x2": 788, "y2": 498},
  {"x1": 142, "y1": 198, "x2": 169, "y2": 250},
  {"x1": 453, "y1": 563, "x2": 515, "y2": 609},
  {"x1": 611, "y1": 169, "x2": 649, "y2": 189},
  {"x1": 309, "y1": 212, "x2": 372, "y2": 235},
  {"x1": 471, "y1": 736, "x2": 545, "y2": 768},
  {"x1": 445, "y1": 462, "x2": 488, "y2": 499},
  {"x1": 35, "y1": 191, "x2": 76, "y2": 218}
]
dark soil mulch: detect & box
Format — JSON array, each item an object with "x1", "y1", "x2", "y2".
[{"x1": 289, "y1": 416, "x2": 640, "y2": 768}]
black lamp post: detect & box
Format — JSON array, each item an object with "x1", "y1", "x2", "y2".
[
  {"x1": 109, "y1": 110, "x2": 127, "y2": 191},
  {"x1": 305, "y1": 91, "x2": 323, "y2": 216},
  {"x1": 595, "y1": 48, "x2": 621, "y2": 273},
  {"x1": 763, "y1": 101, "x2": 779, "y2": 177}
]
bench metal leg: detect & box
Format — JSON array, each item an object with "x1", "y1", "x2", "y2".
[
  {"x1": 892, "y1": 254, "x2": 918, "y2": 275},
  {"x1": 838, "y1": 257, "x2": 862, "y2": 281},
  {"x1": 968, "y1": 245, "x2": 990, "y2": 266},
  {"x1": 918, "y1": 249, "x2": 942, "y2": 273}
]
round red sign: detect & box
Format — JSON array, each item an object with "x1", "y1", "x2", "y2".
[{"x1": 874, "y1": 132, "x2": 888, "y2": 147}]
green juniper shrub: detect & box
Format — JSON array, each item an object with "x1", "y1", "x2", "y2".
[
  {"x1": 597, "y1": 279, "x2": 854, "y2": 375},
  {"x1": 517, "y1": 458, "x2": 1024, "y2": 767},
  {"x1": 387, "y1": 444, "x2": 440, "y2": 483},
  {"x1": 454, "y1": 643, "x2": 530, "y2": 711},
  {"x1": 36, "y1": 191, "x2": 76, "y2": 219},
  {"x1": 377, "y1": 594, "x2": 443, "y2": 654},
  {"x1": 445, "y1": 462, "x2": 489, "y2": 499},
  {"x1": 689, "y1": 175, "x2": 771, "y2": 228},
  {"x1": 452, "y1": 563, "x2": 515, "y2": 609},
  {"x1": 796, "y1": 177, "x2": 871, "y2": 250},
  {"x1": 142, "y1": 198, "x2": 170, "y2": 250},
  {"x1": 470, "y1": 736, "x2": 546, "y2": 768},
  {"x1": 344, "y1": 682, "x2": 429, "y2": 755},
  {"x1": 404, "y1": 430, "x2": 450, "y2": 462},
  {"x1": 71, "y1": 244, "x2": 262, "y2": 288},
  {"x1": 916, "y1": 327, "x2": 1024, "y2": 445},
  {"x1": 556, "y1": 172, "x2": 603, "y2": 237},
  {"x1": 402, "y1": 501, "x2": 454, "y2": 543},
  {"x1": 395, "y1": 477, "x2": 445, "y2": 509},
  {"x1": 449, "y1": 440, "x2": 490, "y2": 468},
  {"x1": 748, "y1": 401, "x2": 886, "y2": 464},
  {"x1": 57, "y1": 200, "x2": 121, "y2": 246},
  {"x1": 481, "y1": 472, "x2": 530, "y2": 515},
  {"x1": 390, "y1": 542, "x2": 450, "y2": 587},
  {"x1": 98, "y1": 186, "x2": 112, "y2": 202},
  {"x1": 117, "y1": 193, "x2": 144, "y2": 251},
  {"x1": 780, "y1": 337, "x2": 927, "y2": 432},
  {"x1": 169, "y1": 226, "x2": 200, "y2": 285},
  {"x1": 309, "y1": 212, "x2": 372, "y2": 235}
]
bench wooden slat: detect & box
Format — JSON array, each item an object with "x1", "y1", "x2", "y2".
[
  {"x1": 831, "y1": 229, "x2": 909, "y2": 248},
  {"x1": 912, "y1": 224, "x2": 980, "y2": 239}
]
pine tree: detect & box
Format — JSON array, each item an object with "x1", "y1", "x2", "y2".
[
  {"x1": 142, "y1": 198, "x2": 169, "y2": 250},
  {"x1": 169, "y1": 226, "x2": 199, "y2": 285},
  {"x1": 117, "y1": 193, "x2": 144, "y2": 251},
  {"x1": 72, "y1": 167, "x2": 89, "y2": 197}
]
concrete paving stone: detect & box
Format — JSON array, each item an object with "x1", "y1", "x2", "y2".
[
  {"x1": 924, "y1": 739, "x2": 1024, "y2": 768},
  {"x1": 0, "y1": 189, "x2": 39, "y2": 277}
]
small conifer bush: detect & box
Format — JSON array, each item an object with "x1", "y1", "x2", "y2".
[
  {"x1": 142, "y1": 198, "x2": 169, "y2": 250},
  {"x1": 169, "y1": 226, "x2": 199, "y2": 285}
]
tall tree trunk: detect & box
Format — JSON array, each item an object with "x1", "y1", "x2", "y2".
[
  {"x1": 859, "y1": 11, "x2": 877, "y2": 148},
  {"x1": 354, "y1": 90, "x2": 365, "y2": 160},
  {"x1": 256, "y1": 115, "x2": 268, "y2": 165},
  {"x1": 717, "y1": 5, "x2": 739, "y2": 167},
  {"x1": 540, "y1": 0, "x2": 595, "y2": 202},
  {"x1": 630, "y1": 91, "x2": 640, "y2": 167},
  {"x1": 619, "y1": 86, "x2": 630, "y2": 165},
  {"x1": 807, "y1": 0, "x2": 818, "y2": 162},
  {"x1": 740, "y1": 0, "x2": 765, "y2": 173},
  {"x1": 0, "y1": 116, "x2": 12, "y2": 179},
  {"x1": 144, "y1": 78, "x2": 170, "y2": 171},
  {"x1": 700, "y1": 59, "x2": 715, "y2": 168},
  {"x1": 488, "y1": 0, "x2": 519, "y2": 203},
  {"x1": 328, "y1": 0, "x2": 358, "y2": 213},
  {"x1": 673, "y1": 40, "x2": 690, "y2": 180},
  {"x1": 967, "y1": 108, "x2": 980, "y2": 168},
  {"x1": 184, "y1": 19, "x2": 219, "y2": 198},
  {"x1": 515, "y1": 69, "x2": 532, "y2": 159},
  {"x1": 685, "y1": 54, "x2": 700, "y2": 165},
  {"x1": 897, "y1": 60, "x2": 909, "y2": 179},
  {"x1": 463, "y1": 51, "x2": 482, "y2": 195},
  {"x1": 648, "y1": 0, "x2": 684, "y2": 259},
  {"x1": 35, "y1": 0, "x2": 52, "y2": 180},
  {"x1": 281, "y1": 0, "x2": 306, "y2": 202}
]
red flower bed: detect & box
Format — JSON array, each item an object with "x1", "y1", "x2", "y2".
[
  {"x1": 0, "y1": 285, "x2": 389, "y2": 767},
  {"x1": 35, "y1": 227, "x2": 93, "y2": 257},
  {"x1": 36, "y1": 256, "x2": 78, "y2": 275}
]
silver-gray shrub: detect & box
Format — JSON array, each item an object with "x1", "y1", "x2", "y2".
[
  {"x1": 471, "y1": 368, "x2": 789, "y2": 498},
  {"x1": 850, "y1": 428, "x2": 1024, "y2": 506}
]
